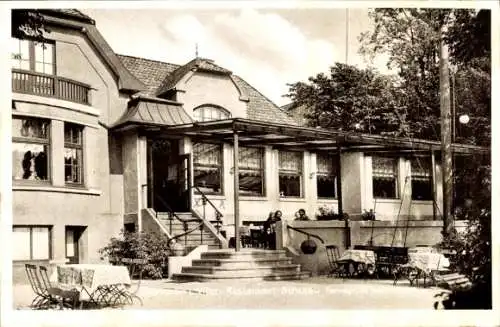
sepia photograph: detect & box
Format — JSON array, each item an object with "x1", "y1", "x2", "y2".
[{"x1": 1, "y1": 1, "x2": 497, "y2": 326}]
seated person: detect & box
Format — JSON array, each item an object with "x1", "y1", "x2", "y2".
[{"x1": 294, "y1": 208, "x2": 310, "y2": 221}]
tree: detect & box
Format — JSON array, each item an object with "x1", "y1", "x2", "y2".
[
  {"x1": 359, "y1": 9, "x2": 490, "y2": 145},
  {"x1": 11, "y1": 9, "x2": 49, "y2": 41},
  {"x1": 285, "y1": 63, "x2": 408, "y2": 136}
]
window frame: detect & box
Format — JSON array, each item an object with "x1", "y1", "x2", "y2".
[
  {"x1": 316, "y1": 152, "x2": 338, "y2": 199},
  {"x1": 238, "y1": 146, "x2": 265, "y2": 197},
  {"x1": 12, "y1": 225, "x2": 52, "y2": 261},
  {"x1": 410, "y1": 157, "x2": 433, "y2": 201},
  {"x1": 12, "y1": 116, "x2": 51, "y2": 183},
  {"x1": 11, "y1": 37, "x2": 56, "y2": 75},
  {"x1": 193, "y1": 105, "x2": 231, "y2": 122},
  {"x1": 193, "y1": 142, "x2": 224, "y2": 195},
  {"x1": 64, "y1": 122, "x2": 84, "y2": 186},
  {"x1": 278, "y1": 150, "x2": 304, "y2": 198},
  {"x1": 372, "y1": 156, "x2": 399, "y2": 199}
]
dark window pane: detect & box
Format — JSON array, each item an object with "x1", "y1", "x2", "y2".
[
  {"x1": 373, "y1": 178, "x2": 397, "y2": 198},
  {"x1": 412, "y1": 180, "x2": 433, "y2": 200},
  {"x1": 12, "y1": 143, "x2": 49, "y2": 181},
  {"x1": 317, "y1": 175, "x2": 336, "y2": 198},
  {"x1": 239, "y1": 171, "x2": 263, "y2": 196},
  {"x1": 194, "y1": 167, "x2": 221, "y2": 194},
  {"x1": 279, "y1": 174, "x2": 301, "y2": 197},
  {"x1": 12, "y1": 117, "x2": 49, "y2": 139}
]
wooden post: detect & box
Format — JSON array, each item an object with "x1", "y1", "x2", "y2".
[
  {"x1": 233, "y1": 131, "x2": 240, "y2": 252},
  {"x1": 336, "y1": 146, "x2": 350, "y2": 248},
  {"x1": 431, "y1": 150, "x2": 437, "y2": 221},
  {"x1": 439, "y1": 24, "x2": 453, "y2": 237}
]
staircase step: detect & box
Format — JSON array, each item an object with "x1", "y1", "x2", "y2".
[
  {"x1": 201, "y1": 249, "x2": 287, "y2": 260},
  {"x1": 172, "y1": 271, "x2": 311, "y2": 282},
  {"x1": 182, "y1": 265, "x2": 301, "y2": 276},
  {"x1": 192, "y1": 257, "x2": 293, "y2": 268}
]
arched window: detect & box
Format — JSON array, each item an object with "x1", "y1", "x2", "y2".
[{"x1": 193, "y1": 105, "x2": 231, "y2": 122}]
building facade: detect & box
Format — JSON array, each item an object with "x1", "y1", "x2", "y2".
[{"x1": 11, "y1": 9, "x2": 485, "y2": 282}]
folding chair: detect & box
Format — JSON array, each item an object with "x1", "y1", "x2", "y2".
[
  {"x1": 111, "y1": 258, "x2": 147, "y2": 306},
  {"x1": 25, "y1": 264, "x2": 54, "y2": 309},
  {"x1": 39, "y1": 265, "x2": 81, "y2": 310},
  {"x1": 325, "y1": 245, "x2": 345, "y2": 278}
]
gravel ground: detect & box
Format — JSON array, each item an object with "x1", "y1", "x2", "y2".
[{"x1": 13, "y1": 276, "x2": 441, "y2": 310}]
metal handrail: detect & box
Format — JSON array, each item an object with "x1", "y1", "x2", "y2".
[
  {"x1": 286, "y1": 225, "x2": 325, "y2": 244},
  {"x1": 191, "y1": 185, "x2": 224, "y2": 221},
  {"x1": 169, "y1": 221, "x2": 205, "y2": 242}
]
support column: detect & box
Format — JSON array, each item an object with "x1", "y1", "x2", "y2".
[
  {"x1": 431, "y1": 150, "x2": 437, "y2": 220},
  {"x1": 233, "y1": 132, "x2": 240, "y2": 252},
  {"x1": 337, "y1": 146, "x2": 350, "y2": 248}
]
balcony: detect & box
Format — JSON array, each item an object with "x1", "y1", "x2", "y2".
[{"x1": 12, "y1": 69, "x2": 91, "y2": 106}]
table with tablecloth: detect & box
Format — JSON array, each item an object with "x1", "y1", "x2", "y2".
[
  {"x1": 51, "y1": 264, "x2": 131, "y2": 305},
  {"x1": 337, "y1": 249, "x2": 377, "y2": 277},
  {"x1": 407, "y1": 252, "x2": 450, "y2": 274}
]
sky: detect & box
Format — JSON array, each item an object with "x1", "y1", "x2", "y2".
[{"x1": 82, "y1": 7, "x2": 391, "y2": 106}]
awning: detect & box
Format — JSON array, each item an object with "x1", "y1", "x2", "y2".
[
  {"x1": 113, "y1": 115, "x2": 489, "y2": 155},
  {"x1": 111, "y1": 95, "x2": 193, "y2": 130}
]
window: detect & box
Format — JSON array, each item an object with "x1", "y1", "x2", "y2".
[
  {"x1": 12, "y1": 117, "x2": 50, "y2": 181},
  {"x1": 13, "y1": 226, "x2": 51, "y2": 261},
  {"x1": 278, "y1": 151, "x2": 303, "y2": 197},
  {"x1": 193, "y1": 105, "x2": 230, "y2": 122},
  {"x1": 193, "y1": 143, "x2": 223, "y2": 194},
  {"x1": 411, "y1": 158, "x2": 433, "y2": 200},
  {"x1": 372, "y1": 156, "x2": 398, "y2": 199},
  {"x1": 11, "y1": 37, "x2": 55, "y2": 74},
  {"x1": 238, "y1": 147, "x2": 264, "y2": 196},
  {"x1": 64, "y1": 123, "x2": 84, "y2": 185},
  {"x1": 316, "y1": 153, "x2": 337, "y2": 198}
]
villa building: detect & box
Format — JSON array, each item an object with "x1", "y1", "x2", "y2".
[{"x1": 11, "y1": 9, "x2": 487, "y2": 282}]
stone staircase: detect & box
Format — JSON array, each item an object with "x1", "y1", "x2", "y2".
[
  {"x1": 156, "y1": 212, "x2": 222, "y2": 251},
  {"x1": 172, "y1": 249, "x2": 311, "y2": 281}
]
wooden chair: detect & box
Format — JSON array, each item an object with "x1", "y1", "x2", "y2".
[
  {"x1": 38, "y1": 265, "x2": 81, "y2": 310},
  {"x1": 25, "y1": 264, "x2": 54, "y2": 309},
  {"x1": 325, "y1": 245, "x2": 345, "y2": 278}
]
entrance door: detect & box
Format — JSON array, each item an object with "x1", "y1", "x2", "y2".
[
  {"x1": 148, "y1": 139, "x2": 191, "y2": 212},
  {"x1": 65, "y1": 226, "x2": 85, "y2": 264}
]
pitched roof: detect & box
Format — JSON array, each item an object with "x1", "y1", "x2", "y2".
[
  {"x1": 280, "y1": 102, "x2": 309, "y2": 126},
  {"x1": 117, "y1": 55, "x2": 298, "y2": 125},
  {"x1": 39, "y1": 9, "x2": 95, "y2": 24},
  {"x1": 117, "y1": 55, "x2": 179, "y2": 95},
  {"x1": 156, "y1": 57, "x2": 232, "y2": 96}
]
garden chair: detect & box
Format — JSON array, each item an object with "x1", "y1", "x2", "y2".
[
  {"x1": 25, "y1": 264, "x2": 55, "y2": 309},
  {"x1": 325, "y1": 244, "x2": 345, "y2": 278},
  {"x1": 38, "y1": 265, "x2": 81, "y2": 310},
  {"x1": 111, "y1": 258, "x2": 148, "y2": 306}
]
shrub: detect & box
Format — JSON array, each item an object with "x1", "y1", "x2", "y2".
[
  {"x1": 99, "y1": 230, "x2": 172, "y2": 279},
  {"x1": 435, "y1": 210, "x2": 491, "y2": 309}
]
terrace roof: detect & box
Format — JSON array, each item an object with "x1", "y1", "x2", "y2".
[{"x1": 112, "y1": 117, "x2": 489, "y2": 155}]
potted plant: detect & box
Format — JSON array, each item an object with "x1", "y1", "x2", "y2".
[
  {"x1": 361, "y1": 209, "x2": 376, "y2": 221},
  {"x1": 316, "y1": 205, "x2": 337, "y2": 220}
]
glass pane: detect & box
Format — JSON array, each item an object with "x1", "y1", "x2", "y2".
[
  {"x1": 64, "y1": 148, "x2": 82, "y2": 183},
  {"x1": 12, "y1": 117, "x2": 49, "y2": 139},
  {"x1": 66, "y1": 229, "x2": 74, "y2": 257},
  {"x1": 317, "y1": 176, "x2": 336, "y2": 198},
  {"x1": 239, "y1": 171, "x2": 263, "y2": 196},
  {"x1": 279, "y1": 151, "x2": 302, "y2": 172},
  {"x1": 44, "y1": 63, "x2": 53, "y2": 75},
  {"x1": 35, "y1": 62, "x2": 44, "y2": 73},
  {"x1": 372, "y1": 157, "x2": 397, "y2": 177},
  {"x1": 193, "y1": 143, "x2": 221, "y2": 165},
  {"x1": 64, "y1": 124, "x2": 82, "y2": 145},
  {"x1": 12, "y1": 143, "x2": 49, "y2": 181},
  {"x1": 20, "y1": 39, "x2": 30, "y2": 60},
  {"x1": 193, "y1": 106, "x2": 230, "y2": 122},
  {"x1": 32, "y1": 227, "x2": 50, "y2": 260},
  {"x1": 412, "y1": 180, "x2": 433, "y2": 200},
  {"x1": 44, "y1": 43, "x2": 53, "y2": 62},
  {"x1": 279, "y1": 174, "x2": 301, "y2": 197},
  {"x1": 35, "y1": 42, "x2": 45, "y2": 62},
  {"x1": 194, "y1": 167, "x2": 221, "y2": 194},
  {"x1": 239, "y1": 147, "x2": 262, "y2": 169},
  {"x1": 373, "y1": 178, "x2": 397, "y2": 198},
  {"x1": 12, "y1": 227, "x2": 31, "y2": 260}
]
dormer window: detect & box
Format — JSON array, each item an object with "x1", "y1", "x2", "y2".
[
  {"x1": 193, "y1": 105, "x2": 230, "y2": 122},
  {"x1": 11, "y1": 37, "x2": 55, "y2": 75}
]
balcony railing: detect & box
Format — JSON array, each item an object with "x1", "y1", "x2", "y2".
[{"x1": 12, "y1": 69, "x2": 91, "y2": 106}]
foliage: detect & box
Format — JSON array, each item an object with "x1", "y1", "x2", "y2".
[
  {"x1": 12, "y1": 9, "x2": 49, "y2": 41},
  {"x1": 436, "y1": 210, "x2": 491, "y2": 309},
  {"x1": 286, "y1": 63, "x2": 408, "y2": 136},
  {"x1": 316, "y1": 205, "x2": 347, "y2": 221},
  {"x1": 358, "y1": 8, "x2": 490, "y2": 145},
  {"x1": 99, "y1": 230, "x2": 172, "y2": 279},
  {"x1": 361, "y1": 209, "x2": 376, "y2": 221}
]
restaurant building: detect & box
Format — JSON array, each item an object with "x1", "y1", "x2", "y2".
[{"x1": 10, "y1": 9, "x2": 487, "y2": 282}]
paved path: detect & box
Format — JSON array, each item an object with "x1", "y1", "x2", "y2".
[{"x1": 14, "y1": 276, "x2": 440, "y2": 310}]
